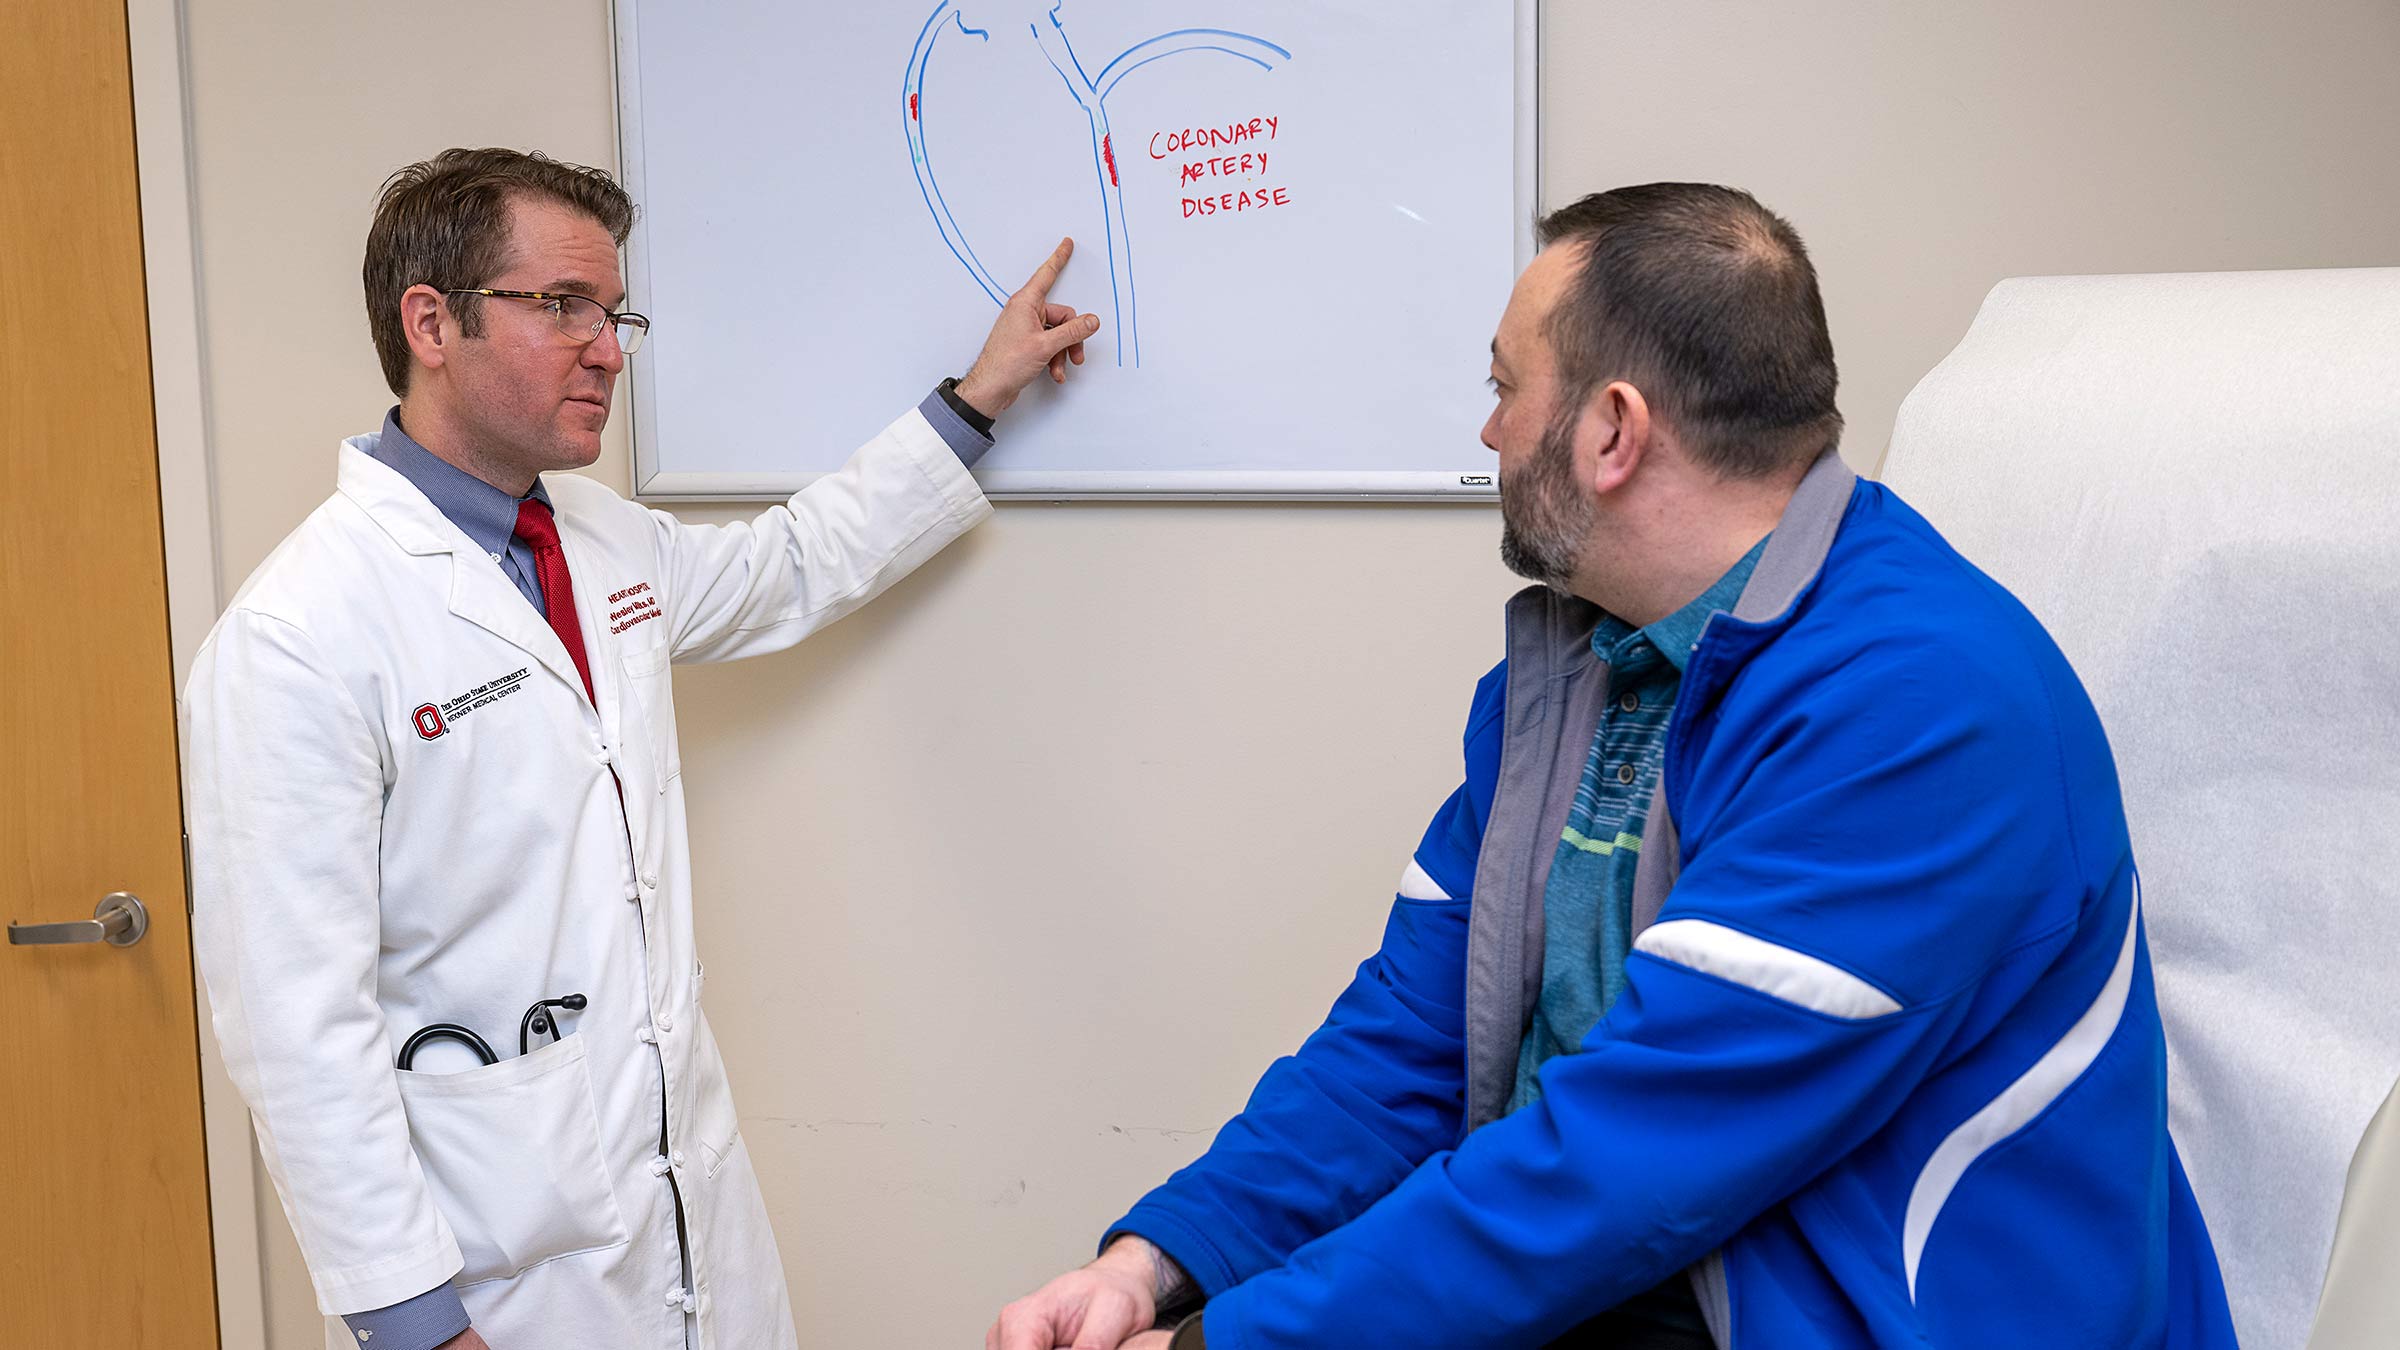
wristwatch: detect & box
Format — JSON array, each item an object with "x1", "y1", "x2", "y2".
[
  {"x1": 934, "y1": 375, "x2": 995, "y2": 437},
  {"x1": 1167, "y1": 1310, "x2": 1206, "y2": 1349}
]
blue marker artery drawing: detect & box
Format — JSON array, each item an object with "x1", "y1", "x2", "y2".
[{"x1": 905, "y1": 3, "x2": 1290, "y2": 365}]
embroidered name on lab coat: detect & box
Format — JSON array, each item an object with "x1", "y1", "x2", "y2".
[{"x1": 607, "y1": 581, "x2": 659, "y2": 636}]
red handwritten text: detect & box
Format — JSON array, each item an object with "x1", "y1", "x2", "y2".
[
  {"x1": 1155, "y1": 114, "x2": 1292, "y2": 222},
  {"x1": 1179, "y1": 151, "x2": 1268, "y2": 187},
  {"x1": 1184, "y1": 187, "x2": 1293, "y2": 217},
  {"x1": 1149, "y1": 116, "x2": 1278, "y2": 159}
]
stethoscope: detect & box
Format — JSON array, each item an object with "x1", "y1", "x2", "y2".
[{"x1": 397, "y1": 993, "x2": 588, "y2": 1069}]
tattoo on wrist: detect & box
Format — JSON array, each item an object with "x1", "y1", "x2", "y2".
[{"x1": 1148, "y1": 1242, "x2": 1195, "y2": 1313}]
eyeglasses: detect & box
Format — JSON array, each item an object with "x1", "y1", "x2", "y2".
[{"x1": 441, "y1": 288, "x2": 650, "y2": 354}]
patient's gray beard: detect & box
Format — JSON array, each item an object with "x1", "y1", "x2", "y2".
[{"x1": 1498, "y1": 416, "x2": 1591, "y2": 589}]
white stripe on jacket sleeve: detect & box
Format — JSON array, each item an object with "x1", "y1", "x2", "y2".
[
  {"x1": 1632, "y1": 918, "x2": 1902, "y2": 1019},
  {"x1": 1398, "y1": 858, "x2": 1453, "y2": 900},
  {"x1": 1902, "y1": 880, "x2": 2143, "y2": 1299}
]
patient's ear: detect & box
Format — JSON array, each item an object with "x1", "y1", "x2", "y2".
[{"x1": 1583, "y1": 380, "x2": 1651, "y2": 496}]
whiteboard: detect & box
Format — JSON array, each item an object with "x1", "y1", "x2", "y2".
[{"x1": 615, "y1": 0, "x2": 1535, "y2": 500}]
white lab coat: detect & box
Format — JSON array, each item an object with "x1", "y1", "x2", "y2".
[{"x1": 184, "y1": 409, "x2": 990, "y2": 1349}]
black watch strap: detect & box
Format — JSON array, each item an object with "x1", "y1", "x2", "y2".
[
  {"x1": 935, "y1": 376, "x2": 995, "y2": 437},
  {"x1": 1167, "y1": 1309, "x2": 1206, "y2": 1350}
]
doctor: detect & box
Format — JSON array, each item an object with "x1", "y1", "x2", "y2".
[{"x1": 183, "y1": 148, "x2": 1099, "y2": 1350}]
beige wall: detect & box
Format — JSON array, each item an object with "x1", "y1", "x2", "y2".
[{"x1": 166, "y1": 1, "x2": 2400, "y2": 1344}]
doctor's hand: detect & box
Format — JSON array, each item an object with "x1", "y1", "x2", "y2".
[
  {"x1": 986, "y1": 1236, "x2": 1160, "y2": 1350},
  {"x1": 953, "y1": 237, "x2": 1102, "y2": 420},
  {"x1": 434, "y1": 1329, "x2": 491, "y2": 1350}
]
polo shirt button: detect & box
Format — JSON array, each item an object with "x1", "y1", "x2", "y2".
[
  {"x1": 1616, "y1": 763, "x2": 1638, "y2": 786},
  {"x1": 1619, "y1": 692, "x2": 1640, "y2": 712}
]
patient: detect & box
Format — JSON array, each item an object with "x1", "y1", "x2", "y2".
[{"x1": 987, "y1": 183, "x2": 2239, "y2": 1350}]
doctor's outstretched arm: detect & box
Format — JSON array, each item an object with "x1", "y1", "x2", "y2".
[{"x1": 645, "y1": 240, "x2": 1099, "y2": 665}]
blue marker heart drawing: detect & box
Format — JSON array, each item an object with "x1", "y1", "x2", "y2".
[{"x1": 905, "y1": 2, "x2": 1291, "y2": 366}]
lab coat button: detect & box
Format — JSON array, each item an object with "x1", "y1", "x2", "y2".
[
  {"x1": 664, "y1": 1286, "x2": 687, "y2": 1308},
  {"x1": 641, "y1": 870, "x2": 659, "y2": 889},
  {"x1": 637, "y1": 1025, "x2": 658, "y2": 1044},
  {"x1": 650, "y1": 1155, "x2": 672, "y2": 1177},
  {"x1": 656, "y1": 1012, "x2": 675, "y2": 1032},
  {"x1": 671, "y1": 1150, "x2": 687, "y2": 1168}
]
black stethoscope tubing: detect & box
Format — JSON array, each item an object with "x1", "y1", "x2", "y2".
[
  {"x1": 396, "y1": 993, "x2": 587, "y2": 1069},
  {"x1": 396, "y1": 1021, "x2": 496, "y2": 1069}
]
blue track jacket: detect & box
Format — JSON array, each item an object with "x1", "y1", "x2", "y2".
[{"x1": 1110, "y1": 459, "x2": 2237, "y2": 1348}]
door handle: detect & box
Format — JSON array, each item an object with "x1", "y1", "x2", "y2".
[{"x1": 8, "y1": 892, "x2": 149, "y2": 948}]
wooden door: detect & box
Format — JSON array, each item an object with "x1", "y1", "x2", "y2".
[{"x1": 0, "y1": 0, "x2": 221, "y2": 1344}]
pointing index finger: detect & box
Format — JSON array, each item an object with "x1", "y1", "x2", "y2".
[{"x1": 1018, "y1": 237, "x2": 1074, "y2": 303}]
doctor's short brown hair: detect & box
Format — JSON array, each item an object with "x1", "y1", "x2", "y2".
[{"x1": 363, "y1": 147, "x2": 638, "y2": 396}]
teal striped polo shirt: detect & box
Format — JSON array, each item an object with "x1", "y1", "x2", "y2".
[{"x1": 1509, "y1": 537, "x2": 1768, "y2": 1111}]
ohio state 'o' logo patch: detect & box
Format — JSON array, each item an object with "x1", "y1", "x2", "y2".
[{"x1": 412, "y1": 704, "x2": 448, "y2": 740}]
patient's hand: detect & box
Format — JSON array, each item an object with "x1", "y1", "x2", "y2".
[
  {"x1": 1120, "y1": 1334, "x2": 1172, "y2": 1350},
  {"x1": 986, "y1": 1237, "x2": 1164, "y2": 1350}
]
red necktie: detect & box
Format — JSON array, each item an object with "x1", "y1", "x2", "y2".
[{"x1": 513, "y1": 497, "x2": 596, "y2": 705}]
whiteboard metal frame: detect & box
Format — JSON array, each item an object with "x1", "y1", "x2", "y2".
[{"x1": 613, "y1": 0, "x2": 1538, "y2": 503}]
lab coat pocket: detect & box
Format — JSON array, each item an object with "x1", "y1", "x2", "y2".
[
  {"x1": 689, "y1": 1010, "x2": 744, "y2": 1181},
  {"x1": 394, "y1": 1034, "x2": 631, "y2": 1286},
  {"x1": 619, "y1": 642, "x2": 682, "y2": 786}
]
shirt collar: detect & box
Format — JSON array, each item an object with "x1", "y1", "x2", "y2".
[
  {"x1": 1592, "y1": 534, "x2": 1772, "y2": 674},
  {"x1": 367, "y1": 406, "x2": 552, "y2": 557}
]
